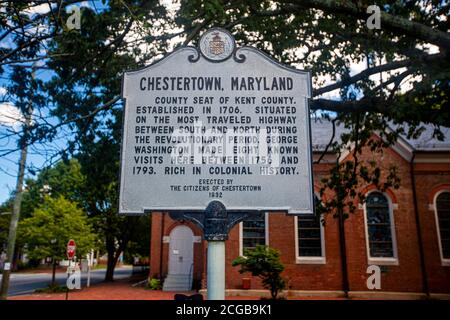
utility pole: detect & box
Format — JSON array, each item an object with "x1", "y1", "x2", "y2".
[{"x1": 0, "y1": 65, "x2": 35, "y2": 300}]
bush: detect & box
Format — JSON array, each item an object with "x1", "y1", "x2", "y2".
[
  {"x1": 232, "y1": 245, "x2": 286, "y2": 299},
  {"x1": 15, "y1": 260, "x2": 28, "y2": 271},
  {"x1": 147, "y1": 277, "x2": 162, "y2": 290},
  {"x1": 15, "y1": 259, "x2": 40, "y2": 270},
  {"x1": 35, "y1": 284, "x2": 68, "y2": 293}
]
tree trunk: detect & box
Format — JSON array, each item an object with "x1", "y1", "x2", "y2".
[
  {"x1": 12, "y1": 247, "x2": 19, "y2": 271},
  {"x1": 0, "y1": 88, "x2": 33, "y2": 299},
  {"x1": 271, "y1": 289, "x2": 276, "y2": 300},
  {"x1": 104, "y1": 238, "x2": 122, "y2": 282},
  {"x1": 105, "y1": 253, "x2": 116, "y2": 282},
  {"x1": 51, "y1": 259, "x2": 57, "y2": 286}
]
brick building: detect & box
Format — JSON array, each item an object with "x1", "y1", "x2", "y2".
[{"x1": 149, "y1": 119, "x2": 450, "y2": 298}]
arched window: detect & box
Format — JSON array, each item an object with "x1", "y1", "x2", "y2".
[
  {"x1": 435, "y1": 191, "x2": 450, "y2": 263},
  {"x1": 240, "y1": 213, "x2": 268, "y2": 255},
  {"x1": 295, "y1": 195, "x2": 325, "y2": 264},
  {"x1": 364, "y1": 191, "x2": 398, "y2": 264}
]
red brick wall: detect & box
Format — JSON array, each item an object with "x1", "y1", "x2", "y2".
[
  {"x1": 150, "y1": 214, "x2": 204, "y2": 282},
  {"x1": 413, "y1": 164, "x2": 450, "y2": 293},
  {"x1": 342, "y1": 145, "x2": 424, "y2": 292},
  {"x1": 150, "y1": 212, "x2": 163, "y2": 278},
  {"x1": 149, "y1": 145, "x2": 450, "y2": 293}
]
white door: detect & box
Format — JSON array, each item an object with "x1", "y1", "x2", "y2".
[{"x1": 168, "y1": 226, "x2": 194, "y2": 275}]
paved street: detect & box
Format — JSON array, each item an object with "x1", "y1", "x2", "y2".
[{"x1": 0, "y1": 266, "x2": 132, "y2": 296}]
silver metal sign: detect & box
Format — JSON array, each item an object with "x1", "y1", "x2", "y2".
[{"x1": 119, "y1": 28, "x2": 314, "y2": 215}]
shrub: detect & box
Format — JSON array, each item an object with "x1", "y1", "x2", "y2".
[
  {"x1": 35, "y1": 284, "x2": 68, "y2": 293},
  {"x1": 232, "y1": 245, "x2": 286, "y2": 299},
  {"x1": 147, "y1": 277, "x2": 162, "y2": 290}
]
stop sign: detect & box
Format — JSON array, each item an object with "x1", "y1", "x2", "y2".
[{"x1": 67, "y1": 239, "x2": 76, "y2": 260}]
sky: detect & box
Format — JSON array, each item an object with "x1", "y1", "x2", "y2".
[{"x1": 0, "y1": 1, "x2": 102, "y2": 203}]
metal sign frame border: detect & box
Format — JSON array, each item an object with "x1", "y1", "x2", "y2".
[{"x1": 118, "y1": 28, "x2": 315, "y2": 216}]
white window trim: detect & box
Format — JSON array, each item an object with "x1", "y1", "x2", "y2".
[
  {"x1": 239, "y1": 212, "x2": 269, "y2": 257},
  {"x1": 433, "y1": 190, "x2": 450, "y2": 266},
  {"x1": 294, "y1": 214, "x2": 326, "y2": 264},
  {"x1": 363, "y1": 191, "x2": 399, "y2": 266}
]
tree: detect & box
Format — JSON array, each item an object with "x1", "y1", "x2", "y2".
[
  {"x1": 0, "y1": 159, "x2": 87, "y2": 268},
  {"x1": 0, "y1": 61, "x2": 44, "y2": 299},
  {"x1": 73, "y1": 131, "x2": 143, "y2": 281},
  {"x1": 123, "y1": 215, "x2": 150, "y2": 264},
  {"x1": 20, "y1": 159, "x2": 86, "y2": 218},
  {"x1": 0, "y1": 201, "x2": 11, "y2": 256},
  {"x1": 232, "y1": 245, "x2": 286, "y2": 299},
  {"x1": 2, "y1": 1, "x2": 447, "y2": 140},
  {"x1": 41, "y1": 0, "x2": 167, "y2": 281},
  {"x1": 2, "y1": 1, "x2": 448, "y2": 168},
  {"x1": 0, "y1": 214, "x2": 9, "y2": 254},
  {"x1": 18, "y1": 196, "x2": 96, "y2": 286},
  {"x1": 172, "y1": 0, "x2": 449, "y2": 125}
]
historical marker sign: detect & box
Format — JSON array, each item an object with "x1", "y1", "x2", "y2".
[{"x1": 119, "y1": 28, "x2": 314, "y2": 215}]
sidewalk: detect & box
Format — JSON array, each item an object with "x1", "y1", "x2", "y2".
[
  {"x1": 9, "y1": 278, "x2": 261, "y2": 300},
  {"x1": 13, "y1": 275, "x2": 346, "y2": 300},
  {"x1": 9, "y1": 278, "x2": 435, "y2": 300}
]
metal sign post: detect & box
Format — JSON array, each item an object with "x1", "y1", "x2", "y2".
[
  {"x1": 66, "y1": 239, "x2": 76, "y2": 300},
  {"x1": 86, "y1": 250, "x2": 94, "y2": 288},
  {"x1": 65, "y1": 259, "x2": 70, "y2": 300},
  {"x1": 207, "y1": 241, "x2": 225, "y2": 299},
  {"x1": 170, "y1": 201, "x2": 251, "y2": 299}
]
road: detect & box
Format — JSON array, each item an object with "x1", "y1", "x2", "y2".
[{"x1": 0, "y1": 266, "x2": 133, "y2": 296}]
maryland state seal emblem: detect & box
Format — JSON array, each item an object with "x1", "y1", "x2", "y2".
[
  {"x1": 199, "y1": 28, "x2": 235, "y2": 61},
  {"x1": 209, "y1": 32, "x2": 225, "y2": 56}
]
